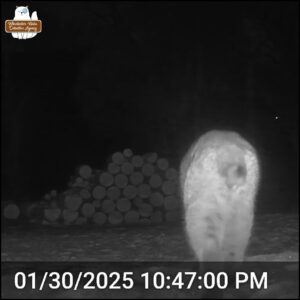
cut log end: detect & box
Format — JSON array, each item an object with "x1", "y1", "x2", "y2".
[
  {"x1": 144, "y1": 152, "x2": 158, "y2": 164},
  {"x1": 62, "y1": 209, "x2": 78, "y2": 224},
  {"x1": 107, "y1": 186, "x2": 121, "y2": 201},
  {"x1": 3, "y1": 203, "x2": 20, "y2": 220},
  {"x1": 131, "y1": 155, "x2": 144, "y2": 168},
  {"x1": 81, "y1": 202, "x2": 96, "y2": 218},
  {"x1": 79, "y1": 164, "x2": 92, "y2": 179},
  {"x1": 124, "y1": 210, "x2": 140, "y2": 224},
  {"x1": 93, "y1": 212, "x2": 107, "y2": 225},
  {"x1": 114, "y1": 174, "x2": 129, "y2": 188},
  {"x1": 108, "y1": 211, "x2": 123, "y2": 225},
  {"x1": 157, "y1": 158, "x2": 169, "y2": 171},
  {"x1": 116, "y1": 198, "x2": 132, "y2": 212},
  {"x1": 123, "y1": 148, "x2": 133, "y2": 158},
  {"x1": 64, "y1": 194, "x2": 83, "y2": 211},
  {"x1": 121, "y1": 162, "x2": 134, "y2": 175},
  {"x1": 92, "y1": 185, "x2": 106, "y2": 200},
  {"x1": 129, "y1": 172, "x2": 144, "y2": 186},
  {"x1": 123, "y1": 185, "x2": 137, "y2": 199},
  {"x1": 108, "y1": 163, "x2": 120, "y2": 175},
  {"x1": 138, "y1": 183, "x2": 151, "y2": 199},
  {"x1": 139, "y1": 203, "x2": 153, "y2": 217},
  {"x1": 149, "y1": 174, "x2": 163, "y2": 189},
  {"x1": 99, "y1": 172, "x2": 114, "y2": 187},
  {"x1": 149, "y1": 192, "x2": 164, "y2": 207},
  {"x1": 102, "y1": 199, "x2": 115, "y2": 213},
  {"x1": 112, "y1": 152, "x2": 125, "y2": 165}
]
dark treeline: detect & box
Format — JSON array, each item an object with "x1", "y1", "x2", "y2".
[{"x1": 1, "y1": 2, "x2": 298, "y2": 212}]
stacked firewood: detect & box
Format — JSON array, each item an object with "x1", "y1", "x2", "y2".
[{"x1": 3, "y1": 149, "x2": 182, "y2": 226}]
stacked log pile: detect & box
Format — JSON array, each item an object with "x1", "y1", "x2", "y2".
[{"x1": 3, "y1": 149, "x2": 182, "y2": 227}]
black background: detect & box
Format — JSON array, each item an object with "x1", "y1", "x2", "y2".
[{"x1": 1, "y1": 1, "x2": 298, "y2": 213}]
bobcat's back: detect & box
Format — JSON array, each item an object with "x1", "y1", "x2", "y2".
[{"x1": 180, "y1": 130, "x2": 259, "y2": 261}]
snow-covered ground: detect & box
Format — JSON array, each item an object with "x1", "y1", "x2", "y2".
[
  {"x1": 2, "y1": 214, "x2": 298, "y2": 261},
  {"x1": 2, "y1": 214, "x2": 298, "y2": 298}
]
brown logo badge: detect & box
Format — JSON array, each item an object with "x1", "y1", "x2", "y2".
[{"x1": 5, "y1": 6, "x2": 42, "y2": 39}]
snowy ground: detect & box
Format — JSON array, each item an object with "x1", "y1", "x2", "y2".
[
  {"x1": 1, "y1": 214, "x2": 299, "y2": 298},
  {"x1": 1, "y1": 214, "x2": 298, "y2": 261}
]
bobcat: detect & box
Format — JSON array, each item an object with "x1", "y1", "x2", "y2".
[{"x1": 180, "y1": 130, "x2": 260, "y2": 261}]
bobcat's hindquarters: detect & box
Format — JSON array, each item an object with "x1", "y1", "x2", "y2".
[{"x1": 180, "y1": 130, "x2": 260, "y2": 261}]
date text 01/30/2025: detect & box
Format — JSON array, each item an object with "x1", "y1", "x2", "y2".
[{"x1": 14, "y1": 271, "x2": 268, "y2": 291}]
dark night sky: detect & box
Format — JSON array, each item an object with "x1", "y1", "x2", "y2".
[{"x1": 1, "y1": 1, "x2": 299, "y2": 213}]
